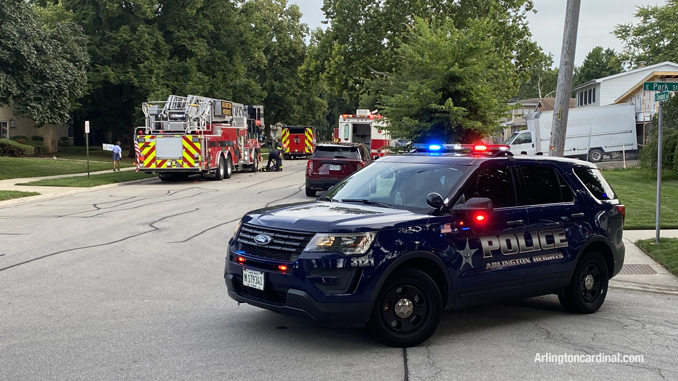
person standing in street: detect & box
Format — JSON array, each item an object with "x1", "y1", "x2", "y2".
[{"x1": 112, "y1": 141, "x2": 122, "y2": 171}]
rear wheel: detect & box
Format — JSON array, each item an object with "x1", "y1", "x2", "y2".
[
  {"x1": 215, "y1": 157, "x2": 225, "y2": 180},
  {"x1": 305, "y1": 187, "x2": 316, "y2": 197},
  {"x1": 250, "y1": 154, "x2": 259, "y2": 172},
  {"x1": 224, "y1": 155, "x2": 233, "y2": 179},
  {"x1": 588, "y1": 148, "x2": 604, "y2": 162},
  {"x1": 368, "y1": 268, "x2": 442, "y2": 347},
  {"x1": 558, "y1": 251, "x2": 609, "y2": 313}
]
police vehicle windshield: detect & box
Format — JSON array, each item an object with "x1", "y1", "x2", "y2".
[{"x1": 323, "y1": 160, "x2": 468, "y2": 210}]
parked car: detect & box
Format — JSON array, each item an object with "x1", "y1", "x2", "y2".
[{"x1": 305, "y1": 143, "x2": 372, "y2": 197}]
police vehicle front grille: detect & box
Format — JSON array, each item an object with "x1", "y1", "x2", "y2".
[
  {"x1": 236, "y1": 224, "x2": 314, "y2": 262},
  {"x1": 233, "y1": 277, "x2": 288, "y2": 306}
]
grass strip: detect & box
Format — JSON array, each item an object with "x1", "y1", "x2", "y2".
[
  {"x1": 636, "y1": 238, "x2": 678, "y2": 277},
  {"x1": 602, "y1": 168, "x2": 678, "y2": 229},
  {"x1": 16, "y1": 171, "x2": 155, "y2": 187},
  {"x1": 0, "y1": 157, "x2": 133, "y2": 180},
  {"x1": 0, "y1": 190, "x2": 41, "y2": 201}
]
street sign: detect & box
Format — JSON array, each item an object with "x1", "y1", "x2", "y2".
[
  {"x1": 656, "y1": 91, "x2": 670, "y2": 102},
  {"x1": 85, "y1": 121, "x2": 90, "y2": 134},
  {"x1": 643, "y1": 82, "x2": 678, "y2": 92}
]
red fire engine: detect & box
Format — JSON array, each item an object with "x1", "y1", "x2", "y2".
[
  {"x1": 136, "y1": 95, "x2": 263, "y2": 181},
  {"x1": 335, "y1": 109, "x2": 392, "y2": 159},
  {"x1": 281, "y1": 126, "x2": 315, "y2": 159}
]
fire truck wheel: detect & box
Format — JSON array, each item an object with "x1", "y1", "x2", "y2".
[
  {"x1": 215, "y1": 157, "x2": 225, "y2": 180},
  {"x1": 250, "y1": 155, "x2": 259, "y2": 172},
  {"x1": 224, "y1": 155, "x2": 233, "y2": 179},
  {"x1": 284, "y1": 154, "x2": 290, "y2": 160}
]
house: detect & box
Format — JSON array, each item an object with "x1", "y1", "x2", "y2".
[
  {"x1": 572, "y1": 61, "x2": 678, "y2": 145},
  {"x1": 499, "y1": 98, "x2": 575, "y2": 142},
  {"x1": 0, "y1": 105, "x2": 72, "y2": 153}
]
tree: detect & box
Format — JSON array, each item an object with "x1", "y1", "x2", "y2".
[
  {"x1": 0, "y1": 0, "x2": 88, "y2": 125},
  {"x1": 303, "y1": 0, "x2": 541, "y2": 130},
  {"x1": 514, "y1": 54, "x2": 559, "y2": 100},
  {"x1": 573, "y1": 46, "x2": 622, "y2": 86},
  {"x1": 614, "y1": 1, "x2": 678, "y2": 68},
  {"x1": 376, "y1": 18, "x2": 519, "y2": 143}
]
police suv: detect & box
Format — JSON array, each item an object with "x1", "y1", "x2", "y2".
[{"x1": 224, "y1": 144, "x2": 625, "y2": 347}]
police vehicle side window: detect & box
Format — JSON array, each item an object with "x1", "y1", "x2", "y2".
[
  {"x1": 573, "y1": 167, "x2": 616, "y2": 200},
  {"x1": 520, "y1": 166, "x2": 573, "y2": 204},
  {"x1": 463, "y1": 165, "x2": 516, "y2": 208}
]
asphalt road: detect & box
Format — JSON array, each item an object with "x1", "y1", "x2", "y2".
[{"x1": 1, "y1": 159, "x2": 677, "y2": 380}]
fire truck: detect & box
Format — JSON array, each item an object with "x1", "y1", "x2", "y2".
[
  {"x1": 136, "y1": 95, "x2": 263, "y2": 181},
  {"x1": 281, "y1": 126, "x2": 315, "y2": 159},
  {"x1": 335, "y1": 109, "x2": 392, "y2": 159}
]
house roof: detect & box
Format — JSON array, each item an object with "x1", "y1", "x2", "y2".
[
  {"x1": 508, "y1": 98, "x2": 541, "y2": 106},
  {"x1": 572, "y1": 61, "x2": 678, "y2": 92},
  {"x1": 615, "y1": 71, "x2": 678, "y2": 104},
  {"x1": 536, "y1": 98, "x2": 575, "y2": 111}
]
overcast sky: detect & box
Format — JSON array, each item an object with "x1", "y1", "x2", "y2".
[{"x1": 292, "y1": 0, "x2": 663, "y2": 67}]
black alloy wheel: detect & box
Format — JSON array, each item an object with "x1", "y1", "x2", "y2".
[
  {"x1": 368, "y1": 268, "x2": 442, "y2": 347},
  {"x1": 558, "y1": 251, "x2": 609, "y2": 314}
]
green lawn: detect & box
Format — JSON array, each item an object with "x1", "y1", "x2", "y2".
[
  {"x1": 0, "y1": 190, "x2": 41, "y2": 201},
  {"x1": 603, "y1": 168, "x2": 678, "y2": 229},
  {"x1": 16, "y1": 170, "x2": 155, "y2": 187},
  {"x1": 52, "y1": 145, "x2": 134, "y2": 161},
  {"x1": 636, "y1": 238, "x2": 678, "y2": 277}
]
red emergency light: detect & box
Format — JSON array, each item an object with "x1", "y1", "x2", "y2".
[
  {"x1": 474, "y1": 145, "x2": 488, "y2": 151},
  {"x1": 278, "y1": 265, "x2": 288, "y2": 271},
  {"x1": 236, "y1": 256, "x2": 246, "y2": 264},
  {"x1": 255, "y1": 120, "x2": 261, "y2": 126},
  {"x1": 474, "y1": 213, "x2": 487, "y2": 224}
]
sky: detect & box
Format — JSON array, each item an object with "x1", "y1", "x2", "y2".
[{"x1": 291, "y1": 0, "x2": 663, "y2": 66}]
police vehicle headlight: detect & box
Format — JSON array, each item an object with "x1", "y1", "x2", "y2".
[{"x1": 304, "y1": 232, "x2": 375, "y2": 255}]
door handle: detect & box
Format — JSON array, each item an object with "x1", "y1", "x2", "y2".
[
  {"x1": 507, "y1": 220, "x2": 524, "y2": 226},
  {"x1": 571, "y1": 213, "x2": 585, "y2": 219}
]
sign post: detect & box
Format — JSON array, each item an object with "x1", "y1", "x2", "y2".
[
  {"x1": 656, "y1": 102, "x2": 663, "y2": 245},
  {"x1": 85, "y1": 121, "x2": 90, "y2": 179}
]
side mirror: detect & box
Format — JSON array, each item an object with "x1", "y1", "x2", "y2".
[
  {"x1": 426, "y1": 192, "x2": 444, "y2": 209},
  {"x1": 453, "y1": 197, "x2": 493, "y2": 213}
]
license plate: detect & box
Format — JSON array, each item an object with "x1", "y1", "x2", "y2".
[
  {"x1": 329, "y1": 164, "x2": 341, "y2": 171},
  {"x1": 243, "y1": 268, "x2": 264, "y2": 291}
]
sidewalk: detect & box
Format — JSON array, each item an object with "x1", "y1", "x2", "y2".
[
  {"x1": 0, "y1": 167, "x2": 140, "y2": 205},
  {"x1": 611, "y1": 230, "x2": 678, "y2": 295}
]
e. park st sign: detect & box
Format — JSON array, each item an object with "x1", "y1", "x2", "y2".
[{"x1": 643, "y1": 82, "x2": 678, "y2": 92}]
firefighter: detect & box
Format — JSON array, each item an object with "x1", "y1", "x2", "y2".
[{"x1": 266, "y1": 139, "x2": 282, "y2": 171}]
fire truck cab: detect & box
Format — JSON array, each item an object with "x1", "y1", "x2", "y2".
[
  {"x1": 136, "y1": 95, "x2": 264, "y2": 181},
  {"x1": 336, "y1": 109, "x2": 391, "y2": 159}
]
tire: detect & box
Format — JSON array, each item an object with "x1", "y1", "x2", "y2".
[
  {"x1": 283, "y1": 154, "x2": 290, "y2": 160},
  {"x1": 224, "y1": 155, "x2": 233, "y2": 179},
  {"x1": 250, "y1": 154, "x2": 259, "y2": 172},
  {"x1": 215, "y1": 157, "x2": 225, "y2": 180},
  {"x1": 368, "y1": 268, "x2": 442, "y2": 347},
  {"x1": 588, "y1": 148, "x2": 604, "y2": 163},
  {"x1": 558, "y1": 251, "x2": 609, "y2": 314},
  {"x1": 305, "y1": 187, "x2": 316, "y2": 197}
]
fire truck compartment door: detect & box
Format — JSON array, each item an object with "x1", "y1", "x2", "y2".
[{"x1": 155, "y1": 137, "x2": 183, "y2": 159}]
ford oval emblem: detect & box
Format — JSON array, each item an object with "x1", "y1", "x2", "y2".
[{"x1": 254, "y1": 234, "x2": 272, "y2": 245}]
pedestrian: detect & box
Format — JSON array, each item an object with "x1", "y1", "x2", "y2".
[{"x1": 112, "y1": 141, "x2": 122, "y2": 171}]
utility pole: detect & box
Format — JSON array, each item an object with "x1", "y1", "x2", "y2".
[{"x1": 549, "y1": 0, "x2": 581, "y2": 156}]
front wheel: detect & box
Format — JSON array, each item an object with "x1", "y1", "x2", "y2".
[
  {"x1": 558, "y1": 251, "x2": 609, "y2": 313},
  {"x1": 368, "y1": 268, "x2": 442, "y2": 347},
  {"x1": 250, "y1": 154, "x2": 259, "y2": 172}
]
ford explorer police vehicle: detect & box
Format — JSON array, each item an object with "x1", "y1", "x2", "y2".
[{"x1": 224, "y1": 144, "x2": 625, "y2": 347}]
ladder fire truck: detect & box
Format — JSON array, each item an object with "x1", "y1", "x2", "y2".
[
  {"x1": 136, "y1": 95, "x2": 263, "y2": 181},
  {"x1": 281, "y1": 126, "x2": 315, "y2": 159},
  {"x1": 334, "y1": 109, "x2": 392, "y2": 159}
]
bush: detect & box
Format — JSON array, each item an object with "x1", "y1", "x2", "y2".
[
  {"x1": 10, "y1": 135, "x2": 31, "y2": 145},
  {"x1": 31, "y1": 136, "x2": 44, "y2": 142},
  {"x1": 639, "y1": 129, "x2": 678, "y2": 171},
  {"x1": 0, "y1": 139, "x2": 35, "y2": 157},
  {"x1": 58, "y1": 136, "x2": 70, "y2": 146}
]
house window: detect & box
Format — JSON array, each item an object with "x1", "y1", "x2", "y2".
[
  {"x1": 0, "y1": 121, "x2": 8, "y2": 139},
  {"x1": 592, "y1": 88, "x2": 596, "y2": 104},
  {"x1": 68, "y1": 126, "x2": 74, "y2": 138},
  {"x1": 584, "y1": 90, "x2": 588, "y2": 105},
  {"x1": 588, "y1": 89, "x2": 593, "y2": 105},
  {"x1": 579, "y1": 92, "x2": 583, "y2": 106}
]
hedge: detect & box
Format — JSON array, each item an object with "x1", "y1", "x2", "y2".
[{"x1": 0, "y1": 139, "x2": 35, "y2": 157}]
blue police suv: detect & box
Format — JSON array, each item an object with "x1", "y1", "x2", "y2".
[{"x1": 225, "y1": 144, "x2": 625, "y2": 347}]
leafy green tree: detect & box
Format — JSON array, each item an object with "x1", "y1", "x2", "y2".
[
  {"x1": 639, "y1": 94, "x2": 678, "y2": 172},
  {"x1": 377, "y1": 18, "x2": 519, "y2": 143},
  {"x1": 514, "y1": 54, "x2": 559, "y2": 100},
  {"x1": 614, "y1": 1, "x2": 678, "y2": 68},
  {"x1": 0, "y1": 0, "x2": 88, "y2": 125},
  {"x1": 573, "y1": 46, "x2": 622, "y2": 86}
]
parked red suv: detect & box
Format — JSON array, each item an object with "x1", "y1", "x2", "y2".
[{"x1": 305, "y1": 143, "x2": 372, "y2": 197}]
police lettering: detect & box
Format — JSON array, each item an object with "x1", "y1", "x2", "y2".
[{"x1": 480, "y1": 228, "x2": 568, "y2": 258}]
